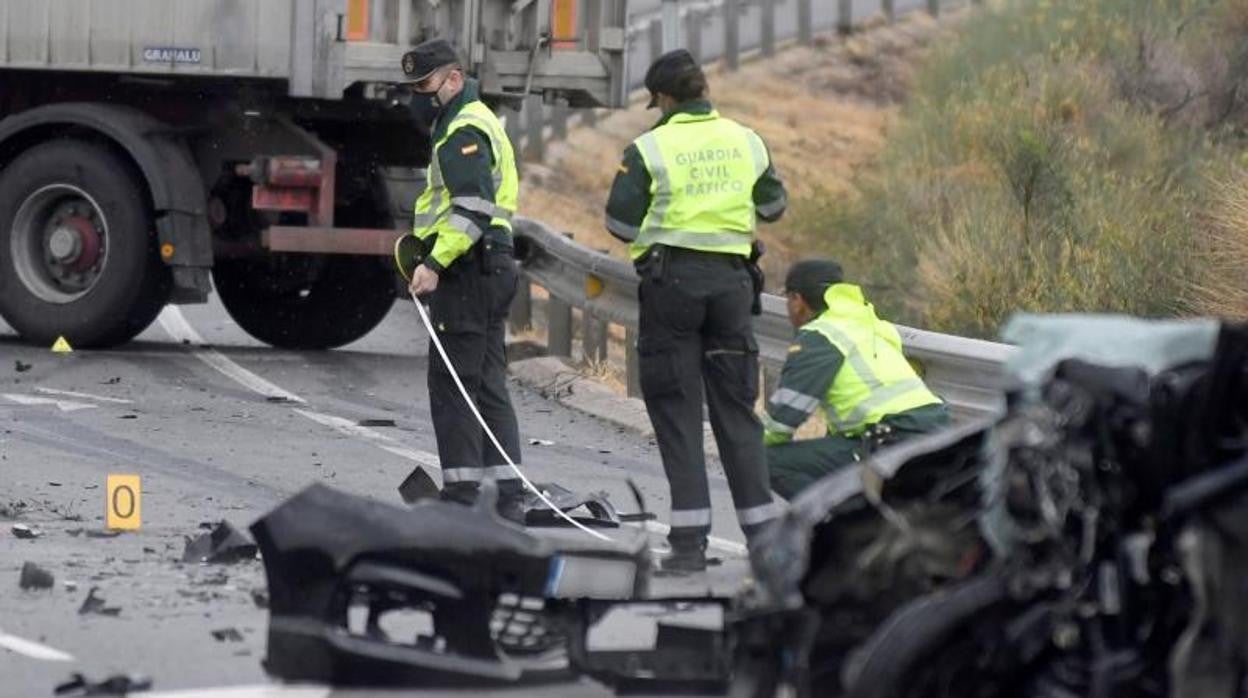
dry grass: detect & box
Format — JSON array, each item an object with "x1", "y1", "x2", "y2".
[
  {"x1": 516, "y1": 11, "x2": 958, "y2": 281},
  {"x1": 1190, "y1": 168, "x2": 1248, "y2": 319}
]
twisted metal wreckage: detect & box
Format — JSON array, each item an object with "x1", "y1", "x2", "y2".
[{"x1": 249, "y1": 315, "x2": 1248, "y2": 697}]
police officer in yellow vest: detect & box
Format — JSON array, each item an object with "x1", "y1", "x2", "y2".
[
  {"x1": 606, "y1": 50, "x2": 789, "y2": 571},
  {"x1": 765, "y1": 260, "x2": 952, "y2": 499},
  {"x1": 400, "y1": 39, "x2": 525, "y2": 519}
]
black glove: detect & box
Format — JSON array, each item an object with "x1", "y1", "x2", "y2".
[{"x1": 747, "y1": 240, "x2": 766, "y2": 315}]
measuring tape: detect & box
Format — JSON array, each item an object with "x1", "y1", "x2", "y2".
[{"x1": 410, "y1": 289, "x2": 611, "y2": 542}]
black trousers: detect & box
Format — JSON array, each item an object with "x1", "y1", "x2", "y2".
[
  {"x1": 426, "y1": 244, "x2": 522, "y2": 500},
  {"x1": 636, "y1": 247, "x2": 779, "y2": 550}
]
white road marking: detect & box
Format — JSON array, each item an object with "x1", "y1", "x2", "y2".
[
  {"x1": 627, "y1": 521, "x2": 748, "y2": 557},
  {"x1": 295, "y1": 409, "x2": 442, "y2": 471},
  {"x1": 2, "y1": 393, "x2": 97, "y2": 413},
  {"x1": 159, "y1": 305, "x2": 744, "y2": 553},
  {"x1": 0, "y1": 629, "x2": 75, "y2": 662},
  {"x1": 144, "y1": 687, "x2": 329, "y2": 698},
  {"x1": 156, "y1": 307, "x2": 304, "y2": 404},
  {"x1": 35, "y1": 387, "x2": 133, "y2": 404}
]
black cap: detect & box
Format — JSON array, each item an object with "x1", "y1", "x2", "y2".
[
  {"x1": 644, "y1": 49, "x2": 704, "y2": 108},
  {"x1": 401, "y1": 39, "x2": 460, "y2": 83},
  {"x1": 784, "y1": 260, "x2": 845, "y2": 302}
]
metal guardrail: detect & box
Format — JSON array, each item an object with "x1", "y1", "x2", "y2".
[{"x1": 513, "y1": 217, "x2": 1014, "y2": 418}]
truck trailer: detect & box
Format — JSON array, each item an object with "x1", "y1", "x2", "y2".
[{"x1": 0, "y1": 0, "x2": 628, "y2": 348}]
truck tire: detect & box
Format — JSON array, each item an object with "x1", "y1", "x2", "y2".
[
  {"x1": 213, "y1": 253, "x2": 396, "y2": 349},
  {"x1": 0, "y1": 140, "x2": 171, "y2": 347}
]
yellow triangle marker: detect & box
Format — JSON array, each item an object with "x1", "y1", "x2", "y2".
[{"x1": 51, "y1": 336, "x2": 73, "y2": 354}]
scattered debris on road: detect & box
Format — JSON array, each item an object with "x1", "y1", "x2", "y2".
[
  {"x1": 397, "y1": 465, "x2": 440, "y2": 504},
  {"x1": 0, "y1": 500, "x2": 28, "y2": 519},
  {"x1": 181, "y1": 521, "x2": 257, "y2": 564},
  {"x1": 78, "y1": 588, "x2": 121, "y2": 617},
  {"x1": 357, "y1": 418, "x2": 396, "y2": 427},
  {"x1": 54, "y1": 672, "x2": 152, "y2": 696},
  {"x1": 11, "y1": 523, "x2": 42, "y2": 539},
  {"x1": 519, "y1": 483, "x2": 620, "y2": 528},
  {"x1": 19, "y1": 562, "x2": 54, "y2": 590},
  {"x1": 251, "y1": 482, "x2": 648, "y2": 687},
  {"x1": 250, "y1": 589, "x2": 269, "y2": 609},
  {"x1": 210, "y1": 628, "x2": 244, "y2": 642},
  {"x1": 67, "y1": 528, "x2": 122, "y2": 539},
  {"x1": 528, "y1": 438, "x2": 555, "y2": 446},
  {"x1": 64, "y1": 580, "x2": 78, "y2": 592},
  {"x1": 14, "y1": 360, "x2": 31, "y2": 373}
]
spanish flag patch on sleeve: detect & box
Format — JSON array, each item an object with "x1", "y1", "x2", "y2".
[{"x1": 461, "y1": 143, "x2": 480, "y2": 156}]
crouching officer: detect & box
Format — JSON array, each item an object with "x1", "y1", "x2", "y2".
[
  {"x1": 398, "y1": 39, "x2": 525, "y2": 519},
  {"x1": 765, "y1": 260, "x2": 952, "y2": 499},
  {"x1": 605, "y1": 50, "x2": 789, "y2": 571}
]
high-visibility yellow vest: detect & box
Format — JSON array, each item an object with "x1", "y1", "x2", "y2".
[
  {"x1": 412, "y1": 100, "x2": 518, "y2": 267},
  {"x1": 629, "y1": 110, "x2": 770, "y2": 260},
  {"x1": 803, "y1": 284, "x2": 942, "y2": 435}
]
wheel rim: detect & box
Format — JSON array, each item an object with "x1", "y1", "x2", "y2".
[{"x1": 10, "y1": 184, "x2": 111, "y2": 303}]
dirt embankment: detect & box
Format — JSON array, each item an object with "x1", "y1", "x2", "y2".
[{"x1": 517, "y1": 11, "x2": 959, "y2": 280}]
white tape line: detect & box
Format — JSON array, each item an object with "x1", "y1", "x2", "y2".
[
  {"x1": 295, "y1": 409, "x2": 442, "y2": 470},
  {"x1": 35, "y1": 387, "x2": 134, "y2": 404},
  {"x1": 0, "y1": 629, "x2": 75, "y2": 662},
  {"x1": 157, "y1": 307, "x2": 304, "y2": 404}
]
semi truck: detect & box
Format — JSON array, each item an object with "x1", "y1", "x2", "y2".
[{"x1": 0, "y1": 0, "x2": 628, "y2": 348}]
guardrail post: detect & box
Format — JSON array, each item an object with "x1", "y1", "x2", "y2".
[
  {"x1": 724, "y1": 0, "x2": 740, "y2": 71},
  {"x1": 686, "y1": 9, "x2": 703, "y2": 62},
  {"x1": 649, "y1": 18, "x2": 663, "y2": 62},
  {"x1": 548, "y1": 297, "x2": 573, "y2": 358},
  {"x1": 524, "y1": 96, "x2": 545, "y2": 162},
  {"x1": 928, "y1": 0, "x2": 940, "y2": 17},
  {"x1": 883, "y1": 0, "x2": 895, "y2": 22},
  {"x1": 798, "y1": 0, "x2": 813, "y2": 45},
  {"x1": 837, "y1": 0, "x2": 853, "y2": 34},
  {"x1": 582, "y1": 315, "x2": 608, "y2": 363},
  {"x1": 625, "y1": 328, "x2": 642, "y2": 398},
  {"x1": 509, "y1": 281, "x2": 532, "y2": 333},
  {"x1": 547, "y1": 233, "x2": 574, "y2": 357},
  {"x1": 760, "y1": 0, "x2": 775, "y2": 57}
]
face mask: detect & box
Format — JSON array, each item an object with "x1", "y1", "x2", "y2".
[{"x1": 407, "y1": 73, "x2": 451, "y2": 128}]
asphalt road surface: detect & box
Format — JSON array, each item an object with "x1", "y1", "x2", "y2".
[{"x1": 1, "y1": 297, "x2": 752, "y2": 697}]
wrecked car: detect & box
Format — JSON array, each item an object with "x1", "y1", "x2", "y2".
[{"x1": 736, "y1": 316, "x2": 1248, "y2": 698}]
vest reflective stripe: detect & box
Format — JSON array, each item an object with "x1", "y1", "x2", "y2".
[
  {"x1": 413, "y1": 101, "x2": 518, "y2": 243},
  {"x1": 769, "y1": 387, "x2": 821, "y2": 414},
  {"x1": 804, "y1": 284, "x2": 942, "y2": 435},
  {"x1": 629, "y1": 110, "x2": 768, "y2": 259}
]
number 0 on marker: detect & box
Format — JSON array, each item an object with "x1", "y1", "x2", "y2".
[{"x1": 106, "y1": 475, "x2": 141, "y2": 530}]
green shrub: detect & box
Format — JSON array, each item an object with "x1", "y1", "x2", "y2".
[{"x1": 785, "y1": 0, "x2": 1243, "y2": 338}]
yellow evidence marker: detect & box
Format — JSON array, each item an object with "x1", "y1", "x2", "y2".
[
  {"x1": 51, "y1": 336, "x2": 73, "y2": 353},
  {"x1": 106, "y1": 475, "x2": 142, "y2": 530}
]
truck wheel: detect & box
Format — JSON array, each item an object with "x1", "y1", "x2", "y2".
[
  {"x1": 213, "y1": 253, "x2": 396, "y2": 349},
  {"x1": 0, "y1": 140, "x2": 171, "y2": 348}
]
